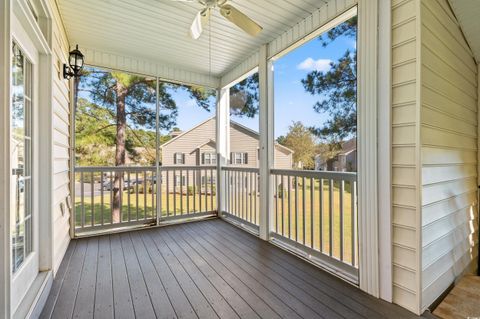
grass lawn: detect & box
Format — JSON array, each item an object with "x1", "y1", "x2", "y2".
[
  {"x1": 75, "y1": 190, "x2": 217, "y2": 226},
  {"x1": 76, "y1": 180, "x2": 357, "y2": 266}
]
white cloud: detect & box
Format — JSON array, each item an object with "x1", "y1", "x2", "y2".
[{"x1": 297, "y1": 57, "x2": 332, "y2": 72}]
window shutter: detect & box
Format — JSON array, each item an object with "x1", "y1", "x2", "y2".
[
  {"x1": 244, "y1": 153, "x2": 248, "y2": 164},
  {"x1": 230, "y1": 152, "x2": 233, "y2": 164},
  {"x1": 174, "y1": 153, "x2": 177, "y2": 164},
  {"x1": 201, "y1": 153, "x2": 205, "y2": 165},
  {"x1": 182, "y1": 153, "x2": 185, "y2": 164}
]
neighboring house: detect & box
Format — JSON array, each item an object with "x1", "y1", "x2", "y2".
[
  {"x1": 315, "y1": 138, "x2": 357, "y2": 172},
  {"x1": 161, "y1": 117, "x2": 293, "y2": 190}
]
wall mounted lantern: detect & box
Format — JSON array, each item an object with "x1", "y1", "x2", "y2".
[{"x1": 63, "y1": 44, "x2": 84, "y2": 79}]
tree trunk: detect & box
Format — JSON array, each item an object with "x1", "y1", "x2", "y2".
[{"x1": 112, "y1": 81, "x2": 127, "y2": 223}]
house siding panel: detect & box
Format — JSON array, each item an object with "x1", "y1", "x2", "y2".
[
  {"x1": 160, "y1": 118, "x2": 292, "y2": 193},
  {"x1": 419, "y1": 0, "x2": 478, "y2": 312},
  {"x1": 392, "y1": 0, "x2": 478, "y2": 313},
  {"x1": 50, "y1": 0, "x2": 72, "y2": 274},
  {"x1": 391, "y1": 0, "x2": 420, "y2": 313}
]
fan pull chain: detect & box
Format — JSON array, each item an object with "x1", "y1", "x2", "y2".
[{"x1": 208, "y1": 12, "x2": 212, "y2": 79}]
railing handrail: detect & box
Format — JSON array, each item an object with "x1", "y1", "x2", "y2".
[
  {"x1": 75, "y1": 165, "x2": 216, "y2": 172},
  {"x1": 221, "y1": 166, "x2": 260, "y2": 173},
  {"x1": 270, "y1": 168, "x2": 357, "y2": 181}
]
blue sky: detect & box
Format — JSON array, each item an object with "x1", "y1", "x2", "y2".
[{"x1": 165, "y1": 32, "x2": 355, "y2": 138}]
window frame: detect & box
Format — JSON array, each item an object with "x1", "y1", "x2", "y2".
[{"x1": 174, "y1": 152, "x2": 185, "y2": 165}]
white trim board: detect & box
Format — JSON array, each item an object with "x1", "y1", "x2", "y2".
[
  {"x1": 377, "y1": 0, "x2": 393, "y2": 303},
  {"x1": 0, "y1": 0, "x2": 12, "y2": 317},
  {"x1": 82, "y1": 47, "x2": 220, "y2": 89},
  {"x1": 357, "y1": 0, "x2": 379, "y2": 297}
]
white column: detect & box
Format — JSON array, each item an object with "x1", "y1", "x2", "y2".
[
  {"x1": 0, "y1": 0, "x2": 12, "y2": 317},
  {"x1": 378, "y1": 0, "x2": 392, "y2": 302},
  {"x1": 258, "y1": 44, "x2": 273, "y2": 240},
  {"x1": 358, "y1": 0, "x2": 379, "y2": 297},
  {"x1": 216, "y1": 87, "x2": 230, "y2": 215}
]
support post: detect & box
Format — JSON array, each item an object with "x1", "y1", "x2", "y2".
[
  {"x1": 216, "y1": 87, "x2": 230, "y2": 215},
  {"x1": 0, "y1": 1, "x2": 11, "y2": 317},
  {"x1": 259, "y1": 44, "x2": 273, "y2": 240},
  {"x1": 156, "y1": 78, "x2": 161, "y2": 225},
  {"x1": 378, "y1": 0, "x2": 392, "y2": 302},
  {"x1": 358, "y1": 0, "x2": 379, "y2": 297}
]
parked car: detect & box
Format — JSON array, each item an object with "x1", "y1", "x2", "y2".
[{"x1": 102, "y1": 179, "x2": 132, "y2": 191}]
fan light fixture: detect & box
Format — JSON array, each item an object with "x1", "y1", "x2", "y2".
[
  {"x1": 176, "y1": 0, "x2": 263, "y2": 40},
  {"x1": 63, "y1": 44, "x2": 84, "y2": 79}
]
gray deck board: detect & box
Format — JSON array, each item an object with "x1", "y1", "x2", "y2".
[
  {"x1": 188, "y1": 222, "x2": 346, "y2": 319},
  {"x1": 50, "y1": 239, "x2": 87, "y2": 319},
  {"x1": 72, "y1": 237, "x2": 98, "y2": 318},
  {"x1": 110, "y1": 234, "x2": 135, "y2": 319},
  {"x1": 94, "y1": 236, "x2": 114, "y2": 319},
  {"x1": 41, "y1": 219, "x2": 423, "y2": 319},
  {"x1": 171, "y1": 226, "x2": 280, "y2": 319},
  {"x1": 163, "y1": 227, "x2": 258, "y2": 319},
  {"x1": 120, "y1": 233, "x2": 157, "y2": 318},
  {"x1": 129, "y1": 232, "x2": 177, "y2": 319},
  {"x1": 40, "y1": 240, "x2": 77, "y2": 319}
]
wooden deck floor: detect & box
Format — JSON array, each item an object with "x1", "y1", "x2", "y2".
[{"x1": 40, "y1": 218, "x2": 421, "y2": 319}]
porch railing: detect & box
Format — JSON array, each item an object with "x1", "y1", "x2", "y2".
[
  {"x1": 221, "y1": 167, "x2": 260, "y2": 232},
  {"x1": 270, "y1": 169, "x2": 358, "y2": 281},
  {"x1": 74, "y1": 165, "x2": 216, "y2": 235}
]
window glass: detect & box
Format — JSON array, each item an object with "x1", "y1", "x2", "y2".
[
  {"x1": 273, "y1": 17, "x2": 357, "y2": 172},
  {"x1": 229, "y1": 72, "x2": 259, "y2": 168},
  {"x1": 11, "y1": 42, "x2": 33, "y2": 272}
]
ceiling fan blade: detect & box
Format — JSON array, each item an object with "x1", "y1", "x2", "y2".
[
  {"x1": 189, "y1": 9, "x2": 210, "y2": 40},
  {"x1": 219, "y1": 4, "x2": 262, "y2": 37}
]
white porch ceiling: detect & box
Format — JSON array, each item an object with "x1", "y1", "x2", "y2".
[
  {"x1": 449, "y1": 0, "x2": 480, "y2": 63},
  {"x1": 57, "y1": 0, "x2": 329, "y2": 78}
]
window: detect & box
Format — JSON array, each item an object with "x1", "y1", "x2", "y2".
[
  {"x1": 11, "y1": 42, "x2": 33, "y2": 272},
  {"x1": 174, "y1": 175, "x2": 186, "y2": 186},
  {"x1": 273, "y1": 17, "x2": 357, "y2": 172},
  {"x1": 202, "y1": 152, "x2": 216, "y2": 165},
  {"x1": 174, "y1": 152, "x2": 185, "y2": 164},
  {"x1": 229, "y1": 71, "x2": 259, "y2": 168},
  {"x1": 231, "y1": 152, "x2": 248, "y2": 165}
]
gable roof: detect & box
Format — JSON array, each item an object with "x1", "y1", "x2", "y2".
[
  {"x1": 160, "y1": 116, "x2": 215, "y2": 149},
  {"x1": 160, "y1": 116, "x2": 293, "y2": 154}
]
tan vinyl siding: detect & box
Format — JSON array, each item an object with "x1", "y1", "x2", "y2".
[
  {"x1": 162, "y1": 118, "x2": 217, "y2": 167},
  {"x1": 419, "y1": 0, "x2": 478, "y2": 311},
  {"x1": 391, "y1": 0, "x2": 420, "y2": 313},
  {"x1": 161, "y1": 118, "x2": 291, "y2": 169},
  {"x1": 229, "y1": 122, "x2": 260, "y2": 167},
  {"x1": 50, "y1": 0, "x2": 71, "y2": 274}
]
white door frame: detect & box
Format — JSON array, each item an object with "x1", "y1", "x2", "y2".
[
  {"x1": 0, "y1": 1, "x2": 13, "y2": 317},
  {"x1": 10, "y1": 15, "x2": 41, "y2": 313}
]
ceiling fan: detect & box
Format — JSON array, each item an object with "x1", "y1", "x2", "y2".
[{"x1": 172, "y1": 0, "x2": 263, "y2": 39}]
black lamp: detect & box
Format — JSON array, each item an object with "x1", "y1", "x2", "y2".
[{"x1": 63, "y1": 44, "x2": 84, "y2": 79}]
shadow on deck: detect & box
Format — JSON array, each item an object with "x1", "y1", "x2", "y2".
[{"x1": 40, "y1": 218, "x2": 421, "y2": 319}]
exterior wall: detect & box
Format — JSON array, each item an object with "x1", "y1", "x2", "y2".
[
  {"x1": 391, "y1": 0, "x2": 479, "y2": 314},
  {"x1": 161, "y1": 118, "x2": 292, "y2": 193},
  {"x1": 229, "y1": 122, "x2": 259, "y2": 167},
  {"x1": 162, "y1": 117, "x2": 291, "y2": 170},
  {"x1": 274, "y1": 147, "x2": 292, "y2": 170},
  {"x1": 391, "y1": 0, "x2": 420, "y2": 313},
  {"x1": 50, "y1": 0, "x2": 71, "y2": 274},
  {"x1": 162, "y1": 118, "x2": 216, "y2": 167},
  {"x1": 419, "y1": 0, "x2": 478, "y2": 310}
]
